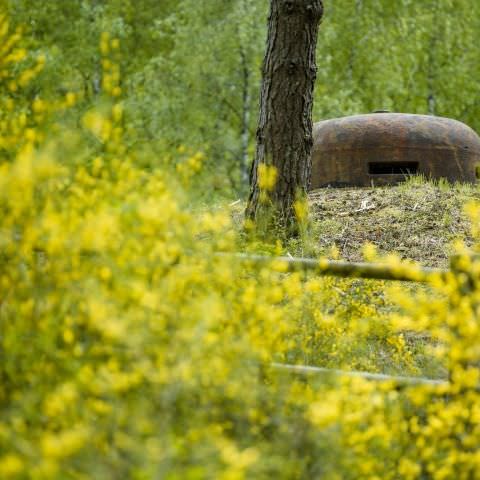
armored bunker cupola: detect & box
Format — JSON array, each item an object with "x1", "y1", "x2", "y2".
[{"x1": 310, "y1": 113, "x2": 480, "y2": 189}]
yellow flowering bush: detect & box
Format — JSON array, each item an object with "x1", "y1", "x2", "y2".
[
  {"x1": 0, "y1": 140, "x2": 292, "y2": 478},
  {"x1": 1, "y1": 8, "x2": 480, "y2": 480},
  {"x1": 0, "y1": 13, "x2": 46, "y2": 156}
]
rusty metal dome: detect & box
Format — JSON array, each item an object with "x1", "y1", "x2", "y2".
[{"x1": 310, "y1": 113, "x2": 480, "y2": 188}]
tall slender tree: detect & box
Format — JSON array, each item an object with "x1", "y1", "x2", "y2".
[{"x1": 246, "y1": 0, "x2": 323, "y2": 234}]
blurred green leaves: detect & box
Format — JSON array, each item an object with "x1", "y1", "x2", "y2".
[{"x1": 7, "y1": 0, "x2": 480, "y2": 195}]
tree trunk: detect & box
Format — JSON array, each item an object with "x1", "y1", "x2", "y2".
[{"x1": 245, "y1": 0, "x2": 323, "y2": 234}]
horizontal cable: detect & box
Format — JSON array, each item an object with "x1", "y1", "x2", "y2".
[
  {"x1": 219, "y1": 252, "x2": 449, "y2": 283},
  {"x1": 271, "y1": 362, "x2": 448, "y2": 387}
]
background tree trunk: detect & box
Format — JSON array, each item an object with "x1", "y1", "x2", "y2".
[
  {"x1": 245, "y1": 0, "x2": 323, "y2": 234},
  {"x1": 240, "y1": 46, "x2": 252, "y2": 188}
]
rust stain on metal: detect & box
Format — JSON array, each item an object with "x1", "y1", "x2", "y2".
[{"x1": 310, "y1": 113, "x2": 480, "y2": 188}]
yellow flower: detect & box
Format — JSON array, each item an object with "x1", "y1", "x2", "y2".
[
  {"x1": 41, "y1": 426, "x2": 89, "y2": 459},
  {"x1": 0, "y1": 455, "x2": 23, "y2": 477},
  {"x1": 309, "y1": 396, "x2": 340, "y2": 428},
  {"x1": 294, "y1": 197, "x2": 308, "y2": 222},
  {"x1": 111, "y1": 38, "x2": 120, "y2": 49},
  {"x1": 258, "y1": 163, "x2": 277, "y2": 191},
  {"x1": 65, "y1": 91, "x2": 76, "y2": 107},
  {"x1": 112, "y1": 103, "x2": 123, "y2": 122}
]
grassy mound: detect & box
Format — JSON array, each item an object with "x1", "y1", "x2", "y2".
[{"x1": 308, "y1": 178, "x2": 480, "y2": 266}]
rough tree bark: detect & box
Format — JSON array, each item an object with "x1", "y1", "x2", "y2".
[{"x1": 245, "y1": 0, "x2": 323, "y2": 234}]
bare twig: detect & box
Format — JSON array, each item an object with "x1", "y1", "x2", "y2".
[
  {"x1": 271, "y1": 363, "x2": 447, "y2": 387},
  {"x1": 218, "y1": 252, "x2": 448, "y2": 283}
]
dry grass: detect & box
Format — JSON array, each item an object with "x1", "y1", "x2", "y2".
[{"x1": 307, "y1": 178, "x2": 480, "y2": 267}]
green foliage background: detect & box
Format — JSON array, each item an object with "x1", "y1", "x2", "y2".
[{"x1": 8, "y1": 0, "x2": 480, "y2": 194}]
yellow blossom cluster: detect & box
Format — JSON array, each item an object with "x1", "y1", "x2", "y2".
[
  {"x1": 175, "y1": 147, "x2": 206, "y2": 182},
  {"x1": 0, "y1": 14, "x2": 46, "y2": 154},
  {"x1": 2, "y1": 8, "x2": 480, "y2": 480},
  {"x1": 0, "y1": 139, "x2": 317, "y2": 478},
  {"x1": 100, "y1": 32, "x2": 122, "y2": 98},
  {"x1": 258, "y1": 163, "x2": 278, "y2": 191}
]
